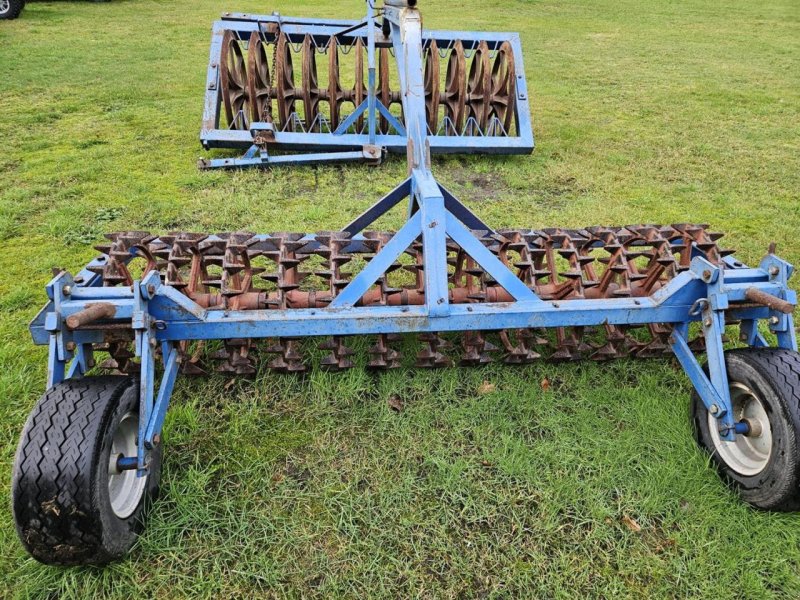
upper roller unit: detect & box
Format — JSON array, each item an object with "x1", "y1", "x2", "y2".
[{"x1": 200, "y1": 2, "x2": 533, "y2": 168}]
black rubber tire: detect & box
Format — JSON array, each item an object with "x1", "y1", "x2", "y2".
[
  {"x1": 0, "y1": 0, "x2": 25, "y2": 20},
  {"x1": 691, "y1": 348, "x2": 800, "y2": 511},
  {"x1": 11, "y1": 376, "x2": 162, "y2": 565}
]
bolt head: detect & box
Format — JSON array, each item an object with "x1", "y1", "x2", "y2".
[
  {"x1": 769, "y1": 266, "x2": 780, "y2": 277},
  {"x1": 770, "y1": 316, "x2": 780, "y2": 325},
  {"x1": 703, "y1": 318, "x2": 712, "y2": 328},
  {"x1": 65, "y1": 341, "x2": 76, "y2": 352},
  {"x1": 710, "y1": 404, "x2": 719, "y2": 415},
  {"x1": 702, "y1": 270, "x2": 711, "y2": 281},
  {"x1": 63, "y1": 285, "x2": 72, "y2": 296}
]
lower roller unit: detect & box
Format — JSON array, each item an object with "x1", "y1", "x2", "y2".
[{"x1": 15, "y1": 186, "x2": 800, "y2": 567}]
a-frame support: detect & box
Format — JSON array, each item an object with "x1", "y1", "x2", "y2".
[{"x1": 330, "y1": 3, "x2": 543, "y2": 315}]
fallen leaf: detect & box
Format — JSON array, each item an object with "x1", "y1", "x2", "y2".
[
  {"x1": 477, "y1": 381, "x2": 496, "y2": 395},
  {"x1": 388, "y1": 394, "x2": 404, "y2": 412},
  {"x1": 622, "y1": 514, "x2": 641, "y2": 533},
  {"x1": 480, "y1": 460, "x2": 493, "y2": 468},
  {"x1": 655, "y1": 539, "x2": 676, "y2": 553},
  {"x1": 540, "y1": 378, "x2": 551, "y2": 391}
]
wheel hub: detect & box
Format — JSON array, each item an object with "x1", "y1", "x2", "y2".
[
  {"x1": 708, "y1": 382, "x2": 773, "y2": 476},
  {"x1": 0, "y1": 1, "x2": 10, "y2": 14},
  {"x1": 108, "y1": 412, "x2": 147, "y2": 519}
]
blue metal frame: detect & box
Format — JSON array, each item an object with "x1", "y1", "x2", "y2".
[
  {"x1": 31, "y1": 1, "x2": 798, "y2": 473},
  {"x1": 199, "y1": 2, "x2": 534, "y2": 169}
]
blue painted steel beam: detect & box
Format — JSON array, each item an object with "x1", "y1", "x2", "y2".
[
  {"x1": 444, "y1": 212, "x2": 540, "y2": 303},
  {"x1": 670, "y1": 323, "x2": 733, "y2": 441},
  {"x1": 201, "y1": 129, "x2": 534, "y2": 153},
  {"x1": 344, "y1": 177, "x2": 411, "y2": 235},
  {"x1": 200, "y1": 150, "x2": 375, "y2": 170},
  {"x1": 218, "y1": 13, "x2": 534, "y2": 44},
  {"x1": 144, "y1": 343, "x2": 180, "y2": 449},
  {"x1": 329, "y1": 211, "x2": 423, "y2": 308},
  {"x1": 333, "y1": 99, "x2": 369, "y2": 135},
  {"x1": 440, "y1": 184, "x2": 493, "y2": 232},
  {"x1": 141, "y1": 299, "x2": 778, "y2": 342}
]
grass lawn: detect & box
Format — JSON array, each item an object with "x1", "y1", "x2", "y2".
[{"x1": 1, "y1": 0, "x2": 800, "y2": 597}]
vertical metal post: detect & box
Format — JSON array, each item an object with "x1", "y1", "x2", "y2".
[
  {"x1": 761, "y1": 255, "x2": 799, "y2": 351},
  {"x1": 66, "y1": 343, "x2": 91, "y2": 379},
  {"x1": 366, "y1": 1, "x2": 377, "y2": 145},
  {"x1": 388, "y1": 5, "x2": 451, "y2": 316},
  {"x1": 134, "y1": 273, "x2": 160, "y2": 474},
  {"x1": 700, "y1": 303, "x2": 734, "y2": 436},
  {"x1": 739, "y1": 319, "x2": 769, "y2": 348},
  {"x1": 144, "y1": 343, "x2": 181, "y2": 448},
  {"x1": 415, "y1": 172, "x2": 450, "y2": 317},
  {"x1": 137, "y1": 326, "x2": 154, "y2": 474},
  {"x1": 202, "y1": 23, "x2": 225, "y2": 136},
  {"x1": 46, "y1": 334, "x2": 65, "y2": 389}
]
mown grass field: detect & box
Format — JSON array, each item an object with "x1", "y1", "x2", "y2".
[{"x1": 1, "y1": 0, "x2": 800, "y2": 597}]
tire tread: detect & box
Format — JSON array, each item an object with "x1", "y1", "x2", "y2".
[
  {"x1": 692, "y1": 348, "x2": 800, "y2": 511},
  {"x1": 12, "y1": 376, "x2": 132, "y2": 565},
  {"x1": 0, "y1": 0, "x2": 24, "y2": 20}
]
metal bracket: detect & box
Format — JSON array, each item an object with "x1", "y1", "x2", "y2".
[
  {"x1": 134, "y1": 271, "x2": 161, "y2": 475},
  {"x1": 45, "y1": 271, "x2": 76, "y2": 388},
  {"x1": 760, "y1": 254, "x2": 798, "y2": 351},
  {"x1": 670, "y1": 259, "x2": 735, "y2": 440}
]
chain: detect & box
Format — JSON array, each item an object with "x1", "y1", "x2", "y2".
[{"x1": 266, "y1": 22, "x2": 280, "y2": 124}]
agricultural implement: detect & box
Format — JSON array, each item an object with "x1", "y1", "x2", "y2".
[
  {"x1": 12, "y1": 0, "x2": 800, "y2": 567},
  {"x1": 199, "y1": 1, "x2": 532, "y2": 167}
]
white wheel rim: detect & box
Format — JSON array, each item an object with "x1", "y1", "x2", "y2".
[
  {"x1": 108, "y1": 412, "x2": 148, "y2": 519},
  {"x1": 708, "y1": 382, "x2": 773, "y2": 476},
  {"x1": 0, "y1": 1, "x2": 10, "y2": 14}
]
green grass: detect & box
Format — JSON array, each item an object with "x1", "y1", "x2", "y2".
[{"x1": 1, "y1": 0, "x2": 800, "y2": 597}]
